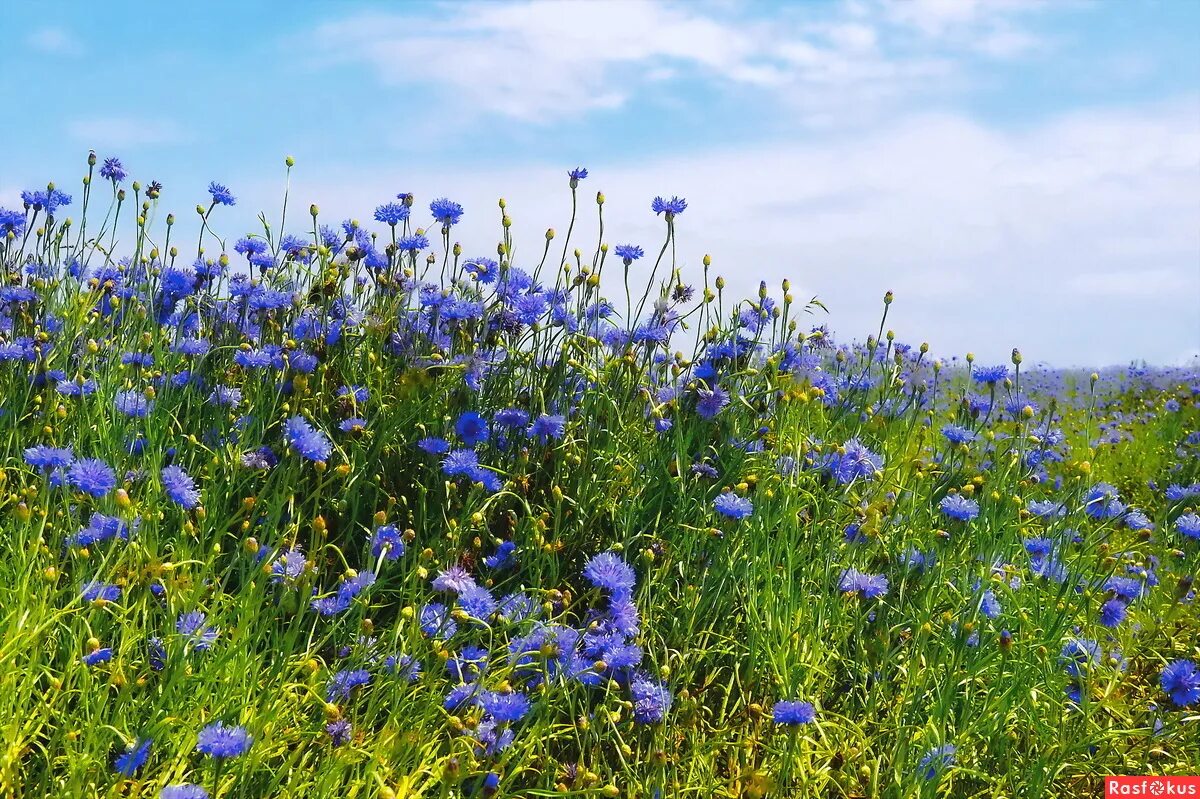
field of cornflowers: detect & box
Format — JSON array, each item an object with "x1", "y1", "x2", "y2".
[{"x1": 0, "y1": 154, "x2": 1197, "y2": 799}]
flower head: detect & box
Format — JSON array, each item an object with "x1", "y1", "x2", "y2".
[
  {"x1": 918, "y1": 744, "x2": 956, "y2": 780},
  {"x1": 113, "y1": 738, "x2": 152, "y2": 776},
  {"x1": 939, "y1": 494, "x2": 979, "y2": 522},
  {"x1": 285, "y1": 415, "x2": 332, "y2": 462},
  {"x1": 651, "y1": 196, "x2": 687, "y2": 217},
  {"x1": 1160, "y1": 659, "x2": 1200, "y2": 707},
  {"x1": 67, "y1": 458, "x2": 118, "y2": 498},
  {"x1": 160, "y1": 786, "x2": 208, "y2": 799},
  {"x1": 430, "y1": 198, "x2": 464, "y2": 226},
  {"x1": 584, "y1": 552, "x2": 637, "y2": 598},
  {"x1": 99, "y1": 157, "x2": 127, "y2": 184},
  {"x1": 713, "y1": 493, "x2": 753, "y2": 520},
  {"x1": 195, "y1": 722, "x2": 251, "y2": 758},
  {"x1": 207, "y1": 182, "x2": 236, "y2": 207},
  {"x1": 161, "y1": 465, "x2": 200, "y2": 509}
]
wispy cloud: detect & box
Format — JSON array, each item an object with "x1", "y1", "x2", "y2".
[
  {"x1": 67, "y1": 117, "x2": 188, "y2": 148},
  {"x1": 303, "y1": 0, "x2": 1066, "y2": 126},
  {"x1": 27, "y1": 26, "x2": 83, "y2": 56}
]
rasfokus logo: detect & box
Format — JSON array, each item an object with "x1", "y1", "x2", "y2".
[{"x1": 1106, "y1": 777, "x2": 1200, "y2": 797}]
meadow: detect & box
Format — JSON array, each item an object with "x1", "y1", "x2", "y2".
[{"x1": 0, "y1": 154, "x2": 1197, "y2": 798}]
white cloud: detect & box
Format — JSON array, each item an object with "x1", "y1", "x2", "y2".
[
  {"x1": 303, "y1": 0, "x2": 1059, "y2": 126},
  {"x1": 308, "y1": 1, "x2": 761, "y2": 121},
  {"x1": 232, "y1": 97, "x2": 1199, "y2": 366},
  {"x1": 67, "y1": 117, "x2": 187, "y2": 148},
  {"x1": 27, "y1": 26, "x2": 83, "y2": 56}
]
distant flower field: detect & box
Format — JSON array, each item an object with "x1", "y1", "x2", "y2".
[{"x1": 0, "y1": 155, "x2": 1197, "y2": 797}]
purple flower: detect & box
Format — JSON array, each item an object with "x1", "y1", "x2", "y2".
[
  {"x1": 195, "y1": 722, "x2": 251, "y2": 758},
  {"x1": 772, "y1": 700, "x2": 815, "y2": 725},
  {"x1": 161, "y1": 465, "x2": 200, "y2": 509},
  {"x1": 713, "y1": 493, "x2": 753, "y2": 520}
]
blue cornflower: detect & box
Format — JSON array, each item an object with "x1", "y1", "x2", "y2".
[
  {"x1": 23, "y1": 188, "x2": 72, "y2": 215},
  {"x1": 83, "y1": 647, "x2": 113, "y2": 666},
  {"x1": 527, "y1": 414, "x2": 566, "y2": 442},
  {"x1": 497, "y1": 591, "x2": 539, "y2": 624},
  {"x1": 629, "y1": 674, "x2": 673, "y2": 723},
  {"x1": 918, "y1": 744, "x2": 956, "y2": 780},
  {"x1": 447, "y1": 645, "x2": 489, "y2": 682},
  {"x1": 1104, "y1": 575, "x2": 1145, "y2": 601},
  {"x1": 270, "y1": 548, "x2": 307, "y2": 584},
  {"x1": 651, "y1": 196, "x2": 687, "y2": 217},
  {"x1": 1059, "y1": 637, "x2": 1101, "y2": 678},
  {"x1": 339, "y1": 417, "x2": 367, "y2": 433},
  {"x1": 420, "y1": 602, "x2": 458, "y2": 639},
  {"x1": 24, "y1": 445, "x2": 74, "y2": 472},
  {"x1": 972, "y1": 365, "x2": 1007, "y2": 385},
  {"x1": 1084, "y1": 483, "x2": 1125, "y2": 519},
  {"x1": 584, "y1": 552, "x2": 636, "y2": 598},
  {"x1": 829, "y1": 438, "x2": 884, "y2": 484},
  {"x1": 67, "y1": 458, "x2": 118, "y2": 498},
  {"x1": 207, "y1": 182, "x2": 236, "y2": 206},
  {"x1": 772, "y1": 700, "x2": 815, "y2": 725},
  {"x1": 1176, "y1": 512, "x2": 1200, "y2": 540},
  {"x1": 1124, "y1": 509, "x2": 1153, "y2": 531},
  {"x1": 442, "y1": 448, "x2": 480, "y2": 477},
  {"x1": 464, "y1": 257, "x2": 498, "y2": 284},
  {"x1": 374, "y1": 201, "x2": 409, "y2": 226},
  {"x1": 115, "y1": 390, "x2": 151, "y2": 417},
  {"x1": 483, "y1": 540, "x2": 516, "y2": 570},
  {"x1": 444, "y1": 682, "x2": 481, "y2": 711},
  {"x1": 418, "y1": 436, "x2": 451, "y2": 455},
  {"x1": 195, "y1": 722, "x2": 251, "y2": 758},
  {"x1": 285, "y1": 415, "x2": 332, "y2": 462},
  {"x1": 1028, "y1": 500, "x2": 1066, "y2": 518},
  {"x1": 325, "y1": 719, "x2": 351, "y2": 746},
  {"x1": 233, "y1": 237, "x2": 268, "y2": 257},
  {"x1": 160, "y1": 786, "x2": 208, "y2": 799},
  {"x1": 568, "y1": 167, "x2": 589, "y2": 183},
  {"x1": 695, "y1": 387, "x2": 730, "y2": 419},
  {"x1": 397, "y1": 233, "x2": 429, "y2": 252},
  {"x1": 615, "y1": 244, "x2": 644, "y2": 263},
  {"x1": 838, "y1": 568, "x2": 889, "y2": 599},
  {"x1": 371, "y1": 524, "x2": 406, "y2": 560},
  {"x1": 161, "y1": 465, "x2": 200, "y2": 509},
  {"x1": 479, "y1": 691, "x2": 531, "y2": 724},
  {"x1": 1099, "y1": 598, "x2": 1128, "y2": 628},
  {"x1": 1160, "y1": 659, "x2": 1200, "y2": 707},
  {"x1": 0, "y1": 207, "x2": 26, "y2": 236},
  {"x1": 939, "y1": 494, "x2": 979, "y2": 522},
  {"x1": 241, "y1": 446, "x2": 278, "y2": 470},
  {"x1": 71, "y1": 513, "x2": 134, "y2": 547},
  {"x1": 609, "y1": 596, "x2": 641, "y2": 637},
  {"x1": 432, "y1": 564, "x2": 477, "y2": 594},
  {"x1": 714, "y1": 493, "x2": 753, "y2": 520},
  {"x1": 99, "y1": 157, "x2": 127, "y2": 184},
  {"x1": 941, "y1": 424, "x2": 975, "y2": 445},
  {"x1": 459, "y1": 584, "x2": 498, "y2": 620},
  {"x1": 455, "y1": 411, "x2": 490, "y2": 446},
  {"x1": 177, "y1": 611, "x2": 218, "y2": 651},
  {"x1": 82, "y1": 581, "x2": 122, "y2": 603},
  {"x1": 430, "y1": 198, "x2": 464, "y2": 226},
  {"x1": 326, "y1": 668, "x2": 371, "y2": 702},
  {"x1": 113, "y1": 738, "x2": 151, "y2": 776},
  {"x1": 979, "y1": 589, "x2": 1001, "y2": 619}
]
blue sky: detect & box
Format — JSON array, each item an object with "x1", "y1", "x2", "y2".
[{"x1": 2, "y1": 0, "x2": 1198, "y2": 366}]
